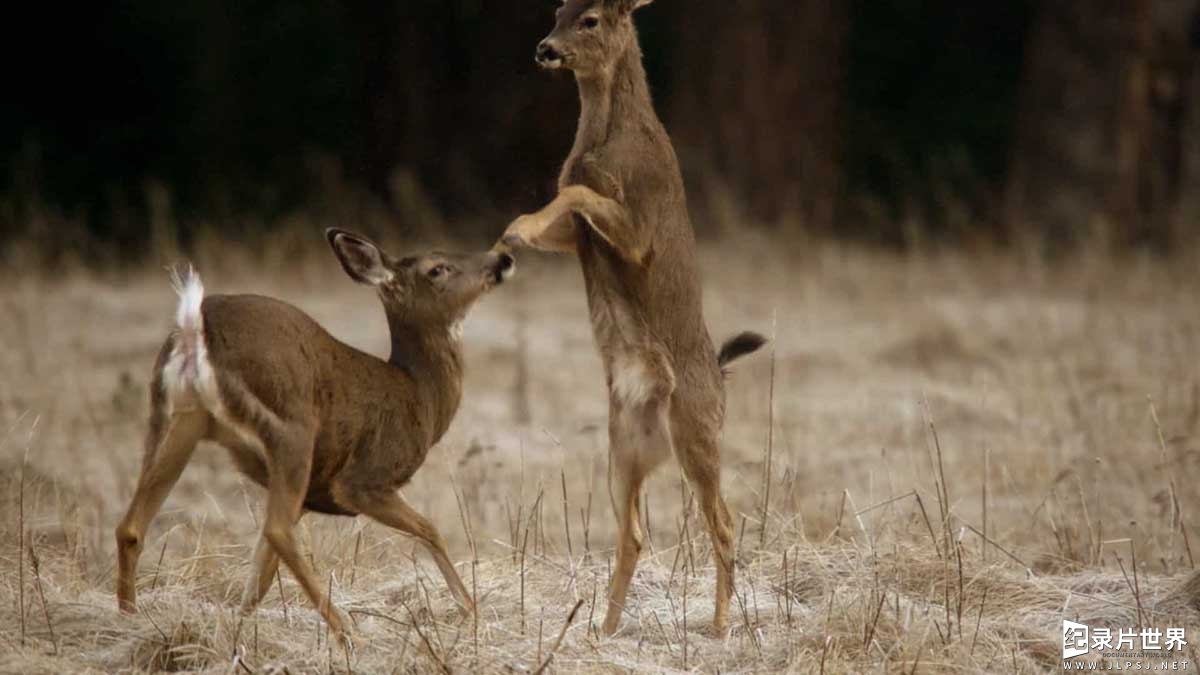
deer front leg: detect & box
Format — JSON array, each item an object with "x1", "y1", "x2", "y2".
[
  {"x1": 342, "y1": 489, "x2": 475, "y2": 617},
  {"x1": 502, "y1": 210, "x2": 579, "y2": 254},
  {"x1": 502, "y1": 185, "x2": 647, "y2": 263}
]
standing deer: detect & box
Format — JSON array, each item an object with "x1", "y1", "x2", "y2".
[
  {"x1": 501, "y1": 0, "x2": 765, "y2": 637},
  {"x1": 115, "y1": 229, "x2": 514, "y2": 641}
]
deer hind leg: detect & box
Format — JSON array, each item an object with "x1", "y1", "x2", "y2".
[
  {"x1": 601, "y1": 388, "x2": 674, "y2": 636},
  {"x1": 254, "y1": 432, "x2": 351, "y2": 641},
  {"x1": 116, "y1": 409, "x2": 209, "y2": 612},
  {"x1": 239, "y1": 508, "x2": 305, "y2": 613},
  {"x1": 341, "y1": 488, "x2": 474, "y2": 616},
  {"x1": 675, "y1": 431, "x2": 735, "y2": 638},
  {"x1": 206, "y1": 429, "x2": 282, "y2": 614},
  {"x1": 239, "y1": 534, "x2": 280, "y2": 613},
  {"x1": 210, "y1": 372, "x2": 346, "y2": 637}
]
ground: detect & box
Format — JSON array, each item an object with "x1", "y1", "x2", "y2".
[{"x1": 1, "y1": 237, "x2": 1199, "y2": 673}]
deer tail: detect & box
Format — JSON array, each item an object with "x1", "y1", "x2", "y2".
[
  {"x1": 164, "y1": 264, "x2": 218, "y2": 406},
  {"x1": 718, "y1": 331, "x2": 767, "y2": 369}
]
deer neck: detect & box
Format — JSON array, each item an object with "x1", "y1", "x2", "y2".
[
  {"x1": 574, "y1": 34, "x2": 654, "y2": 153},
  {"x1": 385, "y1": 316, "x2": 464, "y2": 435}
]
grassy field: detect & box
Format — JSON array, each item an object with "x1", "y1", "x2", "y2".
[{"x1": 2, "y1": 237, "x2": 1200, "y2": 673}]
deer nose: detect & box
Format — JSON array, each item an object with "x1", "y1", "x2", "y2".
[
  {"x1": 494, "y1": 252, "x2": 516, "y2": 282},
  {"x1": 536, "y1": 40, "x2": 561, "y2": 64}
]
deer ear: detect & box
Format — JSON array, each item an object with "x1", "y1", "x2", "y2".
[
  {"x1": 627, "y1": 0, "x2": 655, "y2": 12},
  {"x1": 610, "y1": 0, "x2": 654, "y2": 14},
  {"x1": 326, "y1": 228, "x2": 394, "y2": 285}
]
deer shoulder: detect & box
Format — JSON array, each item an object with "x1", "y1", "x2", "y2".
[{"x1": 565, "y1": 151, "x2": 625, "y2": 205}]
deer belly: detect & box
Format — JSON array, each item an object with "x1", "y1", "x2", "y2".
[
  {"x1": 585, "y1": 277, "x2": 639, "y2": 348},
  {"x1": 608, "y1": 349, "x2": 676, "y2": 408},
  {"x1": 610, "y1": 354, "x2": 654, "y2": 406},
  {"x1": 303, "y1": 488, "x2": 356, "y2": 517}
]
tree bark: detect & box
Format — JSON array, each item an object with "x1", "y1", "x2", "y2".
[
  {"x1": 1156, "y1": 0, "x2": 1200, "y2": 244},
  {"x1": 1004, "y1": 0, "x2": 1191, "y2": 250},
  {"x1": 670, "y1": 0, "x2": 847, "y2": 233}
]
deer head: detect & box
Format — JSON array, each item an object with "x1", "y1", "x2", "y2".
[
  {"x1": 536, "y1": 0, "x2": 655, "y2": 76},
  {"x1": 326, "y1": 228, "x2": 514, "y2": 330}
]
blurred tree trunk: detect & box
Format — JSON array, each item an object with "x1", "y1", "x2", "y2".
[
  {"x1": 669, "y1": 0, "x2": 847, "y2": 233},
  {"x1": 343, "y1": 1, "x2": 448, "y2": 233},
  {"x1": 341, "y1": 1, "x2": 577, "y2": 233},
  {"x1": 1163, "y1": 1, "x2": 1200, "y2": 241},
  {"x1": 1006, "y1": 0, "x2": 1200, "y2": 250}
]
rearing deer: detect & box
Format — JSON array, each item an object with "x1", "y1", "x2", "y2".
[
  {"x1": 501, "y1": 0, "x2": 765, "y2": 637},
  {"x1": 115, "y1": 229, "x2": 514, "y2": 641}
]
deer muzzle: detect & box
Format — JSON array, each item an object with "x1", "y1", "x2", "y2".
[
  {"x1": 536, "y1": 40, "x2": 565, "y2": 69},
  {"x1": 489, "y1": 252, "x2": 516, "y2": 285}
]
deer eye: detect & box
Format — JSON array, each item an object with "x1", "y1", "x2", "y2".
[
  {"x1": 580, "y1": 16, "x2": 599, "y2": 30},
  {"x1": 427, "y1": 264, "x2": 448, "y2": 279}
]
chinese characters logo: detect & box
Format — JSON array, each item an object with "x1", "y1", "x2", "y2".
[{"x1": 1062, "y1": 620, "x2": 1188, "y2": 660}]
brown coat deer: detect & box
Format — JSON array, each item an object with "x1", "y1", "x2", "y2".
[
  {"x1": 115, "y1": 229, "x2": 514, "y2": 642},
  {"x1": 501, "y1": 0, "x2": 765, "y2": 637}
]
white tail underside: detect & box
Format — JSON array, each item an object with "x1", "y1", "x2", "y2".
[{"x1": 164, "y1": 265, "x2": 220, "y2": 411}]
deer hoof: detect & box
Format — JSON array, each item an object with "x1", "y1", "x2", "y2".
[{"x1": 706, "y1": 622, "x2": 730, "y2": 640}]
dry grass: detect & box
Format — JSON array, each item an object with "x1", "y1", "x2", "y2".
[{"x1": 3, "y1": 236, "x2": 1200, "y2": 672}]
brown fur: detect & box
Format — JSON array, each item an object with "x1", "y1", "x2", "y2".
[
  {"x1": 115, "y1": 229, "x2": 514, "y2": 642},
  {"x1": 501, "y1": 0, "x2": 765, "y2": 637}
]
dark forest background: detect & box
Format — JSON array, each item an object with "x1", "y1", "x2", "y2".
[{"x1": 4, "y1": 0, "x2": 1200, "y2": 262}]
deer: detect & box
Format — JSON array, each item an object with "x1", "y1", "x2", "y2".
[
  {"x1": 499, "y1": 0, "x2": 766, "y2": 637},
  {"x1": 115, "y1": 229, "x2": 515, "y2": 642}
]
